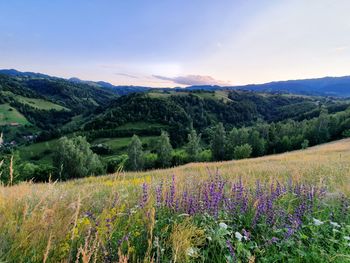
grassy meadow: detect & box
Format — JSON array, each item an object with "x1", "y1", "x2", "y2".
[
  {"x1": 1, "y1": 139, "x2": 350, "y2": 262},
  {"x1": 0, "y1": 103, "x2": 30, "y2": 126}
]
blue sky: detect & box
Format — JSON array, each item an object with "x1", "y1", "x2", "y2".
[{"x1": 1, "y1": 0, "x2": 350, "y2": 87}]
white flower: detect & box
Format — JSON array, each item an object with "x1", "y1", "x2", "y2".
[
  {"x1": 187, "y1": 247, "x2": 197, "y2": 257},
  {"x1": 344, "y1": 236, "x2": 350, "y2": 241},
  {"x1": 219, "y1": 222, "x2": 228, "y2": 229},
  {"x1": 330, "y1": 221, "x2": 341, "y2": 228},
  {"x1": 313, "y1": 218, "x2": 324, "y2": 226},
  {"x1": 235, "y1": 231, "x2": 243, "y2": 242}
]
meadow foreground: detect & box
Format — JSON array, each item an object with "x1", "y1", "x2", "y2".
[{"x1": 1, "y1": 139, "x2": 350, "y2": 262}]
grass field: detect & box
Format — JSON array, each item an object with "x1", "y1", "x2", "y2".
[
  {"x1": 1, "y1": 91, "x2": 69, "y2": 111},
  {"x1": 1, "y1": 139, "x2": 350, "y2": 262},
  {"x1": 16, "y1": 96, "x2": 69, "y2": 111},
  {"x1": 18, "y1": 139, "x2": 59, "y2": 164},
  {"x1": 147, "y1": 90, "x2": 232, "y2": 103},
  {"x1": 0, "y1": 103, "x2": 31, "y2": 126},
  {"x1": 19, "y1": 135, "x2": 159, "y2": 164},
  {"x1": 92, "y1": 135, "x2": 158, "y2": 154}
]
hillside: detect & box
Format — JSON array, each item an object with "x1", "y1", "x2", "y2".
[
  {"x1": 184, "y1": 76, "x2": 350, "y2": 97},
  {"x1": 0, "y1": 73, "x2": 119, "y2": 141},
  {"x1": 1, "y1": 139, "x2": 349, "y2": 262},
  {"x1": 83, "y1": 90, "x2": 349, "y2": 145}
]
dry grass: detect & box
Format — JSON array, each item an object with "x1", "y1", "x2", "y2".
[{"x1": 0, "y1": 139, "x2": 349, "y2": 261}]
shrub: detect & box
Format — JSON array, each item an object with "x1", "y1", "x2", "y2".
[
  {"x1": 198, "y1": 149, "x2": 212, "y2": 162},
  {"x1": 233, "y1": 144, "x2": 252, "y2": 160},
  {"x1": 144, "y1": 152, "x2": 158, "y2": 170},
  {"x1": 106, "y1": 154, "x2": 128, "y2": 173},
  {"x1": 301, "y1": 139, "x2": 309, "y2": 149},
  {"x1": 171, "y1": 149, "x2": 188, "y2": 166}
]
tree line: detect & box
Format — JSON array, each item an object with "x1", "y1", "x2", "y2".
[{"x1": 1, "y1": 105, "x2": 349, "y2": 183}]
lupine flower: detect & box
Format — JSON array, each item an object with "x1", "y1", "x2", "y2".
[
  {"x1": 242, "y1": 229, "x2": 250, "y2": 240},
  {"x1": 270, "y1": 237, "x2": 279, "y2": 244},
  {"x1": 140, "y1": 183, "x2": 149, "y2": 208},
  {"x1": 226, "y1": 240, "x2": 236, "y2": 261}
]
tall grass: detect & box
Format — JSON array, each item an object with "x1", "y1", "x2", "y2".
[{"x1": 0, "y1": 139, "x2": 349, "y2": 262}]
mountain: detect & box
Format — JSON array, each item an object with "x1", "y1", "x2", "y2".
[
  {"x1": 0, "y1": 69, "x2": 53, "y2": 79},
  {"x1": 68, "y1": 77, "x2": 150, "y2": 95},
  {"x1": 182, "y1": 76, "x2": 350, "y2": 97},
  {"x1": 2, "y1": 69, "x2": 350, "y2": 97},
  {"x1": 232, "y1": 76, "x2": 350, "y2": 97}
]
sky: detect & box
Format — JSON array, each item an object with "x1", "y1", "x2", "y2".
[{"x1": 1, "y1": 0, "x2": 350, "y2": 87}]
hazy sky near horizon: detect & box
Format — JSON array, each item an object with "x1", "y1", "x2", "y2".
[{"x1": 1, "y1": 0, "x2": 350, "y2": 87}]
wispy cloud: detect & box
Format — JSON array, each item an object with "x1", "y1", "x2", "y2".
[
  {"x1": 115, "y1": 72, "x2": 140, "y2": 79},
  {"x1": 153, "y1": 74, "x2": 231, "y2": 86}
]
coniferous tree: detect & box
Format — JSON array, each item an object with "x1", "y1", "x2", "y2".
[
  {"x1": 315, "y1": 107, "x2": 330, "y2": 144},
  {"x1": 248, "y1": 130, "x2": 266, "y2": 156},
  {"x1": 127, "y1": 135, "x2": 144, "y2": 171},
  {"x1": 211, "y1": 123, "x2": 226, "y2": 161},
  {"x1": 156, "y1": 131, "x2": 173, "y2": 168},
  {"x1": 186, "y1": 129, "x2": 201, "y2": 161},
  {"x1": 226, "y1": 128, "x2": 239, "y2": 159}
]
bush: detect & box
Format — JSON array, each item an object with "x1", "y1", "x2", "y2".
[
  {"x1": 342, "y1": 129, "x2": 350, "y2": 138},
  {"x1": 144, "y1": 152, "x2": 158, "y2": 170},
  {"x1": 301, "y1": 139, "x2": 309, "y2": 149},
  {"x1": 106, "y1": 154, "x2": 128, "y2": 173},
  {"x1": 198, "y1": 149, "x2": 212, "y2": 162},
  {"x1": 19, "y1": 162, "x2": 56, "y2": 182},
  {"x1": 233, "y1": 144, "x2": 252, "y2": 160},
  {"x1": 171, "y1": 149, "x2": 188, "y2": 166}
]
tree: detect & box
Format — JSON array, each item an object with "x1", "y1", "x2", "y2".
[
  {"x1": 248, "y1": 130, "x2": 266, "y2": 156},
  {"x1": 211, "y1": 123, "x2": 226, "y2": 161},
  {"x1": 280, "y1": 135, "x2": 292, "y2": 152},
  {"x1": 186, "y1": 129, "x2": 201, "y2": 161},
  {"x1": 156, "y1": 131, "x2": 173, "y2": 168},
  {"x1": 233, "y1": 144, "x2": 252, "y2": 160},
  {"x1": 315, "y1": 107, "x2": 330, "y2": 144},
  {"x1": 53, "y1": 136, "x2": 104, "y2": 180},
  {"x1": 301, "y1": 139, "x2": 309, "y2": 149},
  {"x1": 127, "y1": 135, "x2": 144, "y2": 171},
  {"x1": 226, "y1": 128, "x2": 239, "y2": 159}
]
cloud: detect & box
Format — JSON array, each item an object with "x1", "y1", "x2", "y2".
[
  {"x1": 115, "y1": 72, "x2": 140, "y2": 79},
  {"x1": 153, "y1": 74, "x2": 231, "y2": 86}
]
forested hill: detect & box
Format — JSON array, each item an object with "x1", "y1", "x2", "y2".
[
  {"x1": 83, "y1": 90, "x2": 349, "y2": 146},
  {"x1": 0, "y1": 73, "x2": 118, "y2": 137}
]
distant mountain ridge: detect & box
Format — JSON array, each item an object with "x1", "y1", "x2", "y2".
[
  {"x1": 1, "y1": 69, "x2": 350, "y2": 97},
  {"x1": 0, "y1": 69, "x2": 54, "y2": 79},
  {"x1": 230, "y1": 76, "x2": 350, "y2": 97}
]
